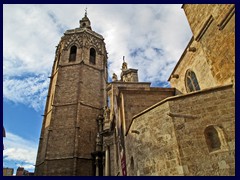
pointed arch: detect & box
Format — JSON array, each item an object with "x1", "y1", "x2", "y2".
[
  {"x1": 69, "y1": 45, "x2": 77, "y2": 62},
  {"x1": 90, "y1": 48, "x2": 96, "y2": 65},
  {"x1": 185, "y1": 69, "x2": 200, "y2": 92}
]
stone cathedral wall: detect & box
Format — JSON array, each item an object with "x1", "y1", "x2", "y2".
[
  {"x1": 169, "y1": 85, "x2": 235, "y2": 176},
  {"x1": 126, "y1": 85, "x2": 235, "y2": 176},
  {"x1": 170, "y1": 4, "x2": 235, "y2": 93}
]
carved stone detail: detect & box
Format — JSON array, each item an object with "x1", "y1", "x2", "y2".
[
  {"x1": 84, "y1": 33, "x2": 102, "y2": 54},
  {"x1": 103, "y1": 106, "x2": 111, "y2": 131},
  {"x1": 64, "y1": 34, "x2": 83, "y2": 50}
]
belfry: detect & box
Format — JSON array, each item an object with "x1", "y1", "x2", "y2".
[{"x1": 35, "y1": 12, "x2": 108, "y2": 175}]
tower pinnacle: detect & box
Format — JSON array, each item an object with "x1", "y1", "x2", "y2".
[
  {"x1": 120, "y1": 57, "x2": 139, "y2": 82},
  {"x1": 79, "y1": 8, "x2": 92, "y2": 30},
  {"x1": 122, "y1": 56, "x2": 128, "y2": 71},
  {"x1": 85, "y1": 7, "x2": 88, "y2": 17}
]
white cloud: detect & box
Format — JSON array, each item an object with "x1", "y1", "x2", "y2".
[
  {"x1": 3, "y1": 132, "x2": 38, "y2": 166},
  {"x1": 3, "y1": 5, "x2": 60, "y2": 76},
  {"x1": 3, "y1": 74, "x2": 49, "y2": 111},
  {"x1": 3, "y1": 4, "x2": 192, "y2": 110}
]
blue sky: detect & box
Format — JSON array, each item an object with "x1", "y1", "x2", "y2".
[{"x1": 3, "y1": 4, "x2": 192, "y2": 174}]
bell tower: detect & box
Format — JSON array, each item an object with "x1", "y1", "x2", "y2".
[{"x1": 35, "y1": 13, "x2": 108, "y2": 176}]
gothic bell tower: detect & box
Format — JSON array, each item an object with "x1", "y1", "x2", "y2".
[{"x1": 35, "y1": 12, "x2": 108, "y2": 176}]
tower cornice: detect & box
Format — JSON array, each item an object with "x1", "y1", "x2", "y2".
[{"x1": 64, "y1": 28, "x2": 104, "y2": 40}]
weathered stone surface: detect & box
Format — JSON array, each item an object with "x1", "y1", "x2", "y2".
[
  {"x1": 35, "y1": 4, "x2": 235, "y2": 176},
  {"x1": 170, "y1": 4, "x2": 235, "y2": 93},
  {"x1": 126, "y1": 85, "x2": 235, "y2": 176},
  {"x1": 35, "y1": 15, "x2": 108, "y2": 176}
]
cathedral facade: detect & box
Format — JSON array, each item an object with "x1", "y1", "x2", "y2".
[{"x1": 35, "y1": 4, "x2": 235, "y2": 176}]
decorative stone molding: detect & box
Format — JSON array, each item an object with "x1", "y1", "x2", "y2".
[
  {"x1": 218, "y1": 5, "x2": 235, "y2": 30},
  {"x1": 84, "y1": 33, "x2": 103, "y2": 54},
  {"x1": 167, "y1": 112, "x2": 199, "y2": 119},
  {"x1": 195, "y1": 15, "x2": 214, "y2": 42},
  {"x1": 64, "y1": 34, "x2": 83, "y2": 50}
]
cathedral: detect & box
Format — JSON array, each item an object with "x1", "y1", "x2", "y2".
[{"x1": 35, "y1": 4, "x2": 235, "y2": 176}]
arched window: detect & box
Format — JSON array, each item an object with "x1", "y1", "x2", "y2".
[
  {"x1": 204, "y1": 125, "x2": 227, "y2": 153},
  {"x1": 69, "y1": 45, "x2": 77, "y2": 62},
  {"x1": 185, "y1": 70, "x2": 200, "y2": 92},
  {"x1": 90, "y1": 48, "x2": 96, "y2": 65}
]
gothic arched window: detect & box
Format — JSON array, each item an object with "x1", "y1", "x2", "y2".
[
  {"x1": 90, "y1": 48, "x2": 96, "y2": 65},
  {"x1": 185, "y1": 69, "x2": 200, "y2": 92},
  {"x1": 69, "y1": 45, "x2": 77, "y2": 62},
  {"x1": 204, "y1": 125, "x2": 227, "y2": 153}
]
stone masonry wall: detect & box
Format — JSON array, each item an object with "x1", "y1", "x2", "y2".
[
  {"x1": 126, "y1": 102, "x2": 183, "y2": 176},
  {"x1": 46, "y1": 159, "x2": 74, "y2": 176},
  {"x1": 35, "y1": 29, "x2": 107, "y2": 175},
  {"x1": 36, "y1": 57, "x2": 59, "y2": 169},
  {"x1": 122, "y1": 88, "x2": 175, "y2": 134},
  {"x1": 43, "y1": 63, "x2": 104, "y2": 175},
  {"x1": 183, "y1": 4, "x2": 233, "y2": 38},
  {"x1": 126, "y1": 85, "x2": 235, "y2": 176},
  {"x1": 77, "y1": 105, "x2": 100, "y2": 157},
  {"x1": 76, "y1": 159, "x2": 94, "y2": 176},
  {"x1": 107, "y1": 83, "x2": 174, "y2": 175},
  {"x1": 183, "y1": 4, "x2": 235, "y2": 85},
  {"x1": 169, "y1": 85, "x2": 235, "y2": 175},
  {"x1": 80, "y1": 64, "x2": 104, "y2": 108},
  {"x1": 169, "y1": 39, "x2": 216, "y2": 94},
  {"x1": 170, "y1": 5, "x2": 235, "y2": 93},
  {"x1": 199, "y1": 12, "x2": 235, "y2": 85}
]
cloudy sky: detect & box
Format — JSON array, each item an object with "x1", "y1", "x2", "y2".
[{"x1": 3, "y1": 4, "x2": 192, "y2": 174}]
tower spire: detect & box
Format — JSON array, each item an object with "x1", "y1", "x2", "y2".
[
  {"x1": 85, "y1": 7, "x2": 88, "y2": 17},
  {"x1": 79, "y1": 8, "x2": 92, "y2": 30}
]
